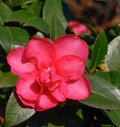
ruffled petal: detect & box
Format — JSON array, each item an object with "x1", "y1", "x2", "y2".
[
  {"x1": 35, "y1": 90, "x2": 58, "y2": 111},
  {"x1": 16, "y1": 73, "x2": 40, "y2": 103},
  {"x1": 55, "y1": 55, "x2": 85, "y2": 81},
  {"x1": 17, "y1": 97, "x2": 36, "y2": 108},
  {"x1": 68, "y1": 21, "x2": 88, "y2": 35},
  {"x1": 64, "y1": 75, "x2": 90, "y2": 100},
  {"x1": 24, "y1": 38, "x2": 55, "y2": 68},
  {"x1": 7, "y1": 47, "x2": 35, "y2": 76},
  {"x1": 49, "y1": 80, "x2": 66, "y2": 102},
  {"x1": 54, "y1": 34, "x2": 88, "y2": 61}
]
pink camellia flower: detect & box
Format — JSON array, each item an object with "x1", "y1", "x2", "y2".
[
  {"x1": 68, "y1": 21, "x2": 88, "y2": 35},
  {"x1": 7, "y1": 34, "x2": 90, "y2": 111}
]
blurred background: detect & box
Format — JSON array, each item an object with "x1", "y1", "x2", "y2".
[{"x1": 63, "y1": 0, "x2": 120, "y2": 32}]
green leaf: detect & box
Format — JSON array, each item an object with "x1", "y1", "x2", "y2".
[
  {"x1": 95, "y1": 71, "x2": 120, "y2": 88},
  {"x1": 0, "y1": 27, "x2": 12, "y2": 52},
  {"x1": 90, "y1": 70, "x2": 120, "y2": 127},
  {"x1": 50, "y1": 15, "x2": 65, "y2": 40},
  {"x1": 24, "y1": 17, "x2": 49, "y2": 34},
  {"x1": 5, "y1": 92, "x2": 35, "y2": 127},
  {"x1": 104, "y1": 109, "x2": 120, "y2": 127},
  {"x1": 6, "y1": 10, "x2": 34, "y2": 24},
  {"x1": 76, "y1": 109, "x2": 83, "y2": 119},
  {"x1": 80, "y1": 75, "x2": 120, "y2": 109},
  {"x1": 9, "y1": 27, "x2": 29, "y2": 46},
  {"x1": 0, "y1": 26, "x2": 29, "y2": 53},
  {"x1": 22, "y1": 0, "x2": 43, "y2": 16},
  {"x1": 0, "y1": 2, "x2": 12, "y2": 25},
  {"x1": 43, "y1": 0, "x2": 67, "y2": 29},
  {"x1": 0, "y1": 71, "x2": 18, "y2": 88},
  {"x1": 90, "y1": 30, "x2": 108, "y2": 72},
  {"x1": 105, "y1": 36, "x2": 120, "y2": 71}
]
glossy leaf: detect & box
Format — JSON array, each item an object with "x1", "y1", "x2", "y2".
[
  {"x1": 5, "y1": 92, "x2": 35, "y2": 127},
  {"x1": 22, "y1": 0, "x2": 43, "y2": 16},
  {"x1": 95, "y1": 71, "x2": 120, "y2": 88},
  {"x1": 43, "y1": 0, "x2": 67, "y2": 29},
  {"x1": 6, "y1": 10, "x2": 34, "y2": 24},
  {"x1": 0, "y1": 71, "x2": 18, "y2": 88},
  {"x1": 104, "y1": 109, "x2": 120, "y2": 127},
  {"x1": 50, "y1": 15, "x2": 65, "y2": 40},
  {"x1": 90, "y1": 30, "x2": 107, "y2": 72},
  {"x1": 24, "y1": 17, "x2": 49, "y2": 34},
  {"x1": 80, "y1": 74, "x2": 120, "y2": 109},
  {"x1": 0, "y1": 2, "x2": 12, "y2": 25},
  {"x1": 0, "y1": 26, "x2": 29, "y2": 53},
  {"x1": 0, "y1": 27, "x2": 12, "y2": 52},
  {"x1": 105, "y1": 36, "x2": 120, "y2": 71}
]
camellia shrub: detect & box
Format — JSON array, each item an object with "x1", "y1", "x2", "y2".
[{"x1": 0, "y1": 0, "x2": 120, "y2": 127}]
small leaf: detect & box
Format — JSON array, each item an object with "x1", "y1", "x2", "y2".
[
  {"x1": 50, "y1": 15, "x2": 65, "y2": 40},
  {"x1": 5, "y1": 92, "x2": 35, "y2": 127},
  {"x1": 0, "y1": 26, "x2": 29, "y2": 53},
  {"x1": 24, "y1": 17, "x2": 49, "y2": 34},
  {"x1": 0, "y1": 71, "x2": 18, "y2": 88},
  {"x1": 105, "y1": 36, "x2": 120, "y2": 71},
  {"x1": 43, "y1": 0, "x2": 67, "y2": 29},
  {"x1": 90, "y1": 30, "x2": 108, "y2": 72},
  {"x1": 104, "y1": 109, "x2": 120, "y2": 127},
  {"x1": 6, "y1": 10, "x2": 34, "y2": 24},
  {"x1": 0, "y1": 2, "x2": 12, "y2": 25},
  {"x1": 76, "y1": 109, "x2": 83, "y2": 119},
  {"x1": 80, "y1": 74, "x2": 120, "y2": 109}
]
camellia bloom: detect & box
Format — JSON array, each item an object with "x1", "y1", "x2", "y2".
[
  {"x1": 68, "y1": 21, "x2": 88, "y2": 35},
  {"x1": 7, "y1": 34, "x2": 90, "y2": 111}
]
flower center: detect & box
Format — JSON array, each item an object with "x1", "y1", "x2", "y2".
[{"x1": 37, "y1": 67, "x2": 61, "y2": 91}]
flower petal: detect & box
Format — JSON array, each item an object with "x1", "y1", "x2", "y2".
[
  {"x1": 49, "y1": 80, "x2": 66, "y2": 102},
  {"x1": 54, "y1": 34, "x2": 88, "y2": 61},
  {"x1": 17, "y1": 97, "x2": 36, "y2": 108},
  {"x1": 55, "y1": 55, "x2": 85, "y2": 81},
  {"x1": 16, "y1": 73, "x2": 39, "y2": 103},
  {"x1": 24, "y1": 38, "x2": 55, "y2": 68},
  {"x1": 64, "y1": 75, "x2": 90, "y2": 100},
  {"x1": 68, "y1": 21, "x2": 88, "y2": 35},
  {"x1": 35, "y1": 90, "x2": 58, "y2": 111},
  {"x1": 7, "y1": 47, "x2": 35, "y2": 76}
]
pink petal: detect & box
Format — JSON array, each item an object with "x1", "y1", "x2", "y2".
[
  {"x1": 53, "y1": 34, "x2": 88, "y2": 61},
  {"x1": 49, "y1": 80, "x2": 66, "y2": 102},
  {"x1": 16, "y1": 73, "x2": 39, "y2": 103},
  {"x1": 55, "y1": 55, "x2": 85, "y2": 81},
  {"x1": 35, "y1": 90, "x2": 58, "y2": 111},
  {"x1": 7, "y1": 47, "x2": 35, "y2": 76},
  {"x1": 68, "y1": 21, "x2": 88, "y2": 35},
  {"x1": 17, "y1": 97, "x2": 36, "y2": 108},
  {"x1": 64, "y1": 75, "x2": 90, "y2": 100},
  {"x1": 24, "y1": 38, "x2": 55, "y2": 68},
  {"x1": 41, "y1": 69, "x2": 66, "y2": 102}
]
